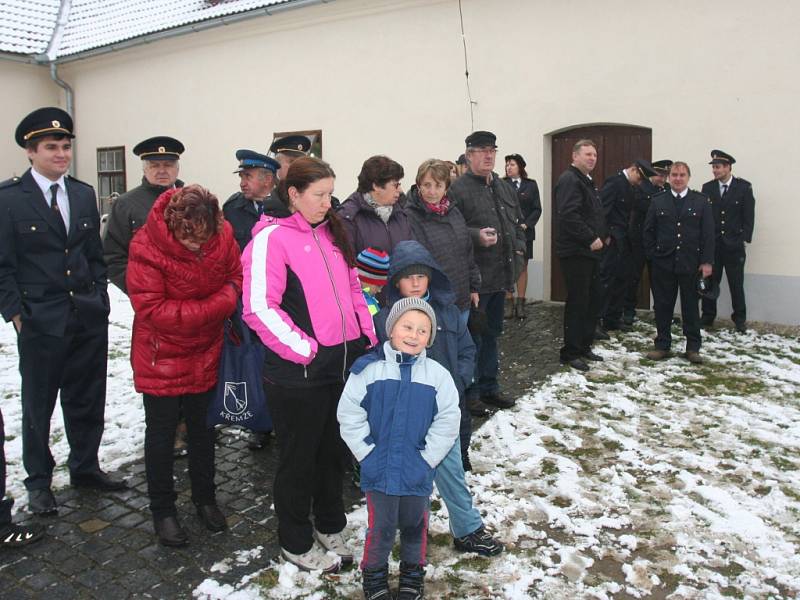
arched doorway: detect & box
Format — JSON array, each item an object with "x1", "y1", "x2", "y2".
[{"x1": 550, "y1": 124, "x2": 652, "y2": 306}]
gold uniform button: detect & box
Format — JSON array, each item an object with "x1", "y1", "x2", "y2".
[
  {"x1": 64, "y1": 249, "x2": 69, "y2": 255},
  {"x1": 677, "y1": 233, "x2": 682, "y2": 238},
  {"x1": 66, "y1": 270, "x2": 71, "y2": 276},
  {"x1": 69, "y1": 291, "x2": 74, "y2": 297},
  {"x1": 721, "y1": 211, "x2": 726, "y2": 215},
  {"x1": 31, "y1": 225, "x2": 37, "y2": 231}
]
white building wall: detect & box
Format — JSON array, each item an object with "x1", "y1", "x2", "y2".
[{"x1": 5, "y1": 0, "x2": 798, "y2": 322}]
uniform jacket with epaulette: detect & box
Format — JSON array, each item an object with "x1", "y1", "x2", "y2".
[
  {"x1": 102, "y1": 177, "x2": 184, "y2": 293},
  {"x1": 600, "y1": 171, "x2": 636, "y2": 241},
  {"x1": 643, "y1": 189, "x2": 715, "y2": 274},
  {"x1": 629, "y1": 179, "x2": 666, "y2": 247},
  {"x1": 0, "y1": 169, "x2": 108, "y2": 336},
  {"x1": 701, "y1": 177, "x2": 755, "y2": 249}
]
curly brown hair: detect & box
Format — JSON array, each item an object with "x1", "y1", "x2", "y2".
[{"x1": 164, "y1": 184, "x2": 223, "y2": 244}]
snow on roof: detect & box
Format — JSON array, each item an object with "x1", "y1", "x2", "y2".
[
  {"x1": 0, "y1": 0, "x2": 293, "y2": 59},
  {"x1": 0, "y1": 0, "x2": 61, "y2": 55}
]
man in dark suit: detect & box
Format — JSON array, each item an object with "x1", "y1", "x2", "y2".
[
  {"x1": 597, "y1": 159, "x2": 657, "y2": 332},
  {"x1": 624, "y1": 160, "x2": 671, "y2": 324},
  {"x1": 554, "y1": 139, "x2": 607, "y2": 371},
  {"x1": 643, "y1": 161, "x2": 715, "y2": 364},
  {"x1": 0, "y1": 107, "x2": 126, "y2": 516},
  {"x1": 700, "y1": 150, "x2": 755, "y2": 333}
]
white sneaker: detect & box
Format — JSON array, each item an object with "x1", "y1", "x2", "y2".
[
  {"x1": 313, "y1": 529, "x2": 354, "y2": 565},
  {"x1": 281, "y1": 543, "x2": 341, "y2": 573}
]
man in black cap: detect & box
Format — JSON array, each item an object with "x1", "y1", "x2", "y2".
[
  {"x1": 624, "y1": 160, "x2": 672, "y2": 324},
  {"x1": 643, "y1": 162, "x2": 715, "y2": 364},
  {"x1": 268, "y1": 134, "x2": 311, "y2": 180},
  {"x1": 0, "y1": 107, "x2": 125, "y2": 516},
  {"x1": 223, "y1": 150, "x2": 281, "y2": 251},
  {"x1": 700, "y1": 150, "x2": 755, "y2": 333},
  {"x1": 554, "y1": 139, "x2": 606, "y2": 371},
  {"x1": 597, "y1": 159, "x2": 658, "y2": 333},
  {"x1": 448, "y1": 131, "x2": 525, "y2": 412},
  {"x1": 103, "y1": 136, "x2": 185, "y2": 293}
]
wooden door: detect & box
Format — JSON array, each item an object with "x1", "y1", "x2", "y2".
[{"x1": 550, "y1": 125, "x2": 652, "y2": 306}]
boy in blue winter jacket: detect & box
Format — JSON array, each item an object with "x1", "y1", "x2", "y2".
[{"x1": 338, "y1": 296, "x2": 460, "y2": 600}]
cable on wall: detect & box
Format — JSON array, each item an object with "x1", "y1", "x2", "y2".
[{"x1": 458, "y1": 0, "x2": 477, "y2": 131}]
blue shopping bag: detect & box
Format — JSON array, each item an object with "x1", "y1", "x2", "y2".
[{"x1": 208, "y1": 306, "x2": 272, "y2": 432}]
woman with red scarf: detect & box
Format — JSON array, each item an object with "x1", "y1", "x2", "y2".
[
  {"x1": 127, "y1": 184, "x2": 242, "y2": 547},
  {"x1": 405, "y1": 159, "x2": 480, "y2": 316}
]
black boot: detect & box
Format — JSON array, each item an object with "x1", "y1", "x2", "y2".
[
  {"x1": 504, "y1": 296, "x2": 514, "y2": 319},
  {"x1": 362, "y1": 564, "x2": 392, "y2": 600},
  {"x1": 397, "y1": 561, "x2": 425, "y2": 599},
  {"x1": 514, "y1": 297, "x2": 527, "y2": 319}
]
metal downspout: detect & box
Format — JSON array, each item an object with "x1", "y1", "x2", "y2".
[{"x1": 45, "y1": 1, "x2": 76, "y2": 175}]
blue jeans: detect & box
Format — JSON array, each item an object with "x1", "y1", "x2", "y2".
[
  {"x1": 434, "y1": 441, "x2": 483, "y2": 539},
  {"x1": 467, "y1": 291, "x2": 505, "y2": 397}
]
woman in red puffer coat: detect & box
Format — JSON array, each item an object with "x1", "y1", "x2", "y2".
[{"x1": 127, "y1": 184, "x2": 242, "y2": 548}]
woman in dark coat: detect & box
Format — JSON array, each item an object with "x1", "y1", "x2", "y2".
[
  {"x1": 336, "y1": 155, "x2": 411, "y2": 255},
  {"x1": 405, "y1": 159, "x2": 480, "y2": 315},
  {"x1": 504, "y1": 153, "x2": 542, "y2": 319},
  {"x1": 127, "y1": 185, "x2": 242, "y2": 547}
]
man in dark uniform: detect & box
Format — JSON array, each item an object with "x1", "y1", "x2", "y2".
[
  {"x1": 0, "y1": 107, "x2": 126, "y2": 516},
  {"x1": 554, "y1": 139, "x2": 607, "y2": 371},
  {"x1": 268, "y1": 134, "x2": 311, "y2": 181},
  {"x1": 103, "y1": 136, "x2": 185, "y2": 293},
  {"x1": 643, "y1": 161, "x2": 714, "y2": 364},
  {"x1": 597, "y1": 159, "x2": 657, "y2": 332},
  {"x1": 624, "y1": 160, "x2": 671, "y2": 324},
  {"x1": 222, "y1": 150, "x2": 282, "y2": 451},
  {"x1": 223, "y1": 150, "x2": 280, "y2": 251},
  {"x1": 700, "y1": 150, "x2": 755, "y2": 333}
]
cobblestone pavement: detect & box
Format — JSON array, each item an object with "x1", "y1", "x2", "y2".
[{"x1": 0, "y1": 302, "x2": 565, "y2": 599}]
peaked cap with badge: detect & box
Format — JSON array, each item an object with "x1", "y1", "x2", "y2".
[
  {"x1": 268, "y1": 135, "x2": 311, "y2": 157},
  {"x1": 709, "y1": 149, "x2": 736, "y2": 165},
  {"x1": 15, "y1": 107, "x2": 75, "y2": 147},
  {"x1": 133, "y1": 136, "x2": 185, "y2": 160},
  {"x1": 651, "y1": 159, "x2": 673, "y2": 174},
  {"x1": 233, "y1": 149, "x2": 280, "y2": 174}
]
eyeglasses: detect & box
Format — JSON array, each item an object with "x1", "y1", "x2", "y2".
[{"x1": 468, "y1": 147, "x2": 497, "y2": 155}]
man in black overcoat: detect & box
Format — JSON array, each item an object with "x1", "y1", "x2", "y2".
[
  {"x1": 699, "y1": 150, "x2": 755, "y2": 333},
  {"x1": 554, "y1": 139, "x2": 607, "y2": 371},
  {"x1": 597, "y1": 159, "x2": 657, "y2": 332},
  {"x1": 643, "y1": 162, "x2": 715, "y2": 363},
  {"x1": 0, "y1": 107, "x2": 126, "y2": 515},
  {"x1": 103, "y1": 136, "x2": 184, "y2": 293}
]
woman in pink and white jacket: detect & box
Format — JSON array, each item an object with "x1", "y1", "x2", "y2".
[{"x1": 242, "y1": 157, "x2": 377, "y2": 573}]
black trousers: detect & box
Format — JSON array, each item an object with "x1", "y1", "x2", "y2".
[
  {"x1": 559, "y1": 255, "x2": 602, "y2": 361},
  {"x1": 624, "y1": 243, "x2": 650, "y2": 318},
  {"x1": 1, "y1": 408, "x2": 11, "y2": 527},
  {"x1": 598, "y1": 237, "x2": 630, "y2": 327},
  {"x1": 701, "y1": 243, "x2": 747, "y2": 326},
  {"x1": 143, "y1": 390, "x2": 215, "y2": 519},
  {"x1": 651, "y1": 264, "x2": 702, "y2": 352},
  {"x1": 17, "y1": 313, "x2": 107, "y2": 491},
  {"x1": 266, "y1": 381, "x2": 346, "y2": 555}
]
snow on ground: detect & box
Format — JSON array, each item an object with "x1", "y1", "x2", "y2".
[{"x1": 1, "y1": 292, "x2": 798, "y2": 598}]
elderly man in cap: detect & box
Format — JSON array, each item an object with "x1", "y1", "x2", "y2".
[
  {"x1": 597, "y1": 159, "x2": 658, "y2": 334},
  {"x1": 103, "y1": 136, "x2": 185, "y2": 293},
  {"x1": 0, "y1": 107, "x2": 125, "y2": 516},
  {"x1": 643, "y1": 162, "x2": 715, "y2": 364},
  {"x1": 625, "y1": 160, "x2": 672, "y2": 324},
  {"x1": 268, "y1": 134, "x2": 311, "y2": 181},
  {"x1": 700, "y1": 150, "x2": 755, "y2": 333},
  {"x1": 448, "y1": 131, "x2": 525, "y2": 413},
  {"x1": 224, "y1": 149, "x2": 281, "y2": 251}
]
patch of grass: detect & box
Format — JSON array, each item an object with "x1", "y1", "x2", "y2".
[
  {"x1": 428, "y1": 532, "x2": 451, "y2": 547},
  {"x1": 771, "y1": 455, "x2": 797, "y2": 471},
  {"x1": 535, "y1": 413, "x2": 550, "y2": 421},
  {"x1": 781, "y1": 486, "x2": 800, "y2": 501},
  {"x1": 452, "y1": 556, "x2": 491, "y2": 572},
  {"x1": 551, "y1": 496, "x2": 572, "y2": 508},
  {"x1": 541, "y1": 459, "x2": 559, "y2": 475},
  {"x1": 602, "y1": 440, "x2": 623, "y2": 451},
  {"x1": 108, "y1": 348, "x2": 127, "y2": 360},
  {"x1": 590, "y1": 373, "x2": 626, "y2": 385},
  {"x1": 431, "y1": 499, "x2": 442, "y2": 512},
  {"x1": 668, "y1": 369, "x2": 768, "y2": 397},
  {"x1": 753, "y1": 485, "x2": 772, "y2": 496},
  {"x1": 252, "y1": 569, "x2": 280, "y2": 590}
]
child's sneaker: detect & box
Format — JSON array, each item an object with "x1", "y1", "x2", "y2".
[
  {"x1": 362, "y1": 564, "x2": 392, "y2": 599},
  {"x1": 281, "y1": 543, "x2": 340, "y2": 573},
  {"x1": 313, "y1": 529, "x2": 354, "y2": 566},
  {"x1": 453, "y1": 525, "x2": 504, "y2": 556},
  {"x1": 397, "y1": 561, "x2": 424, "y2": 599}
]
